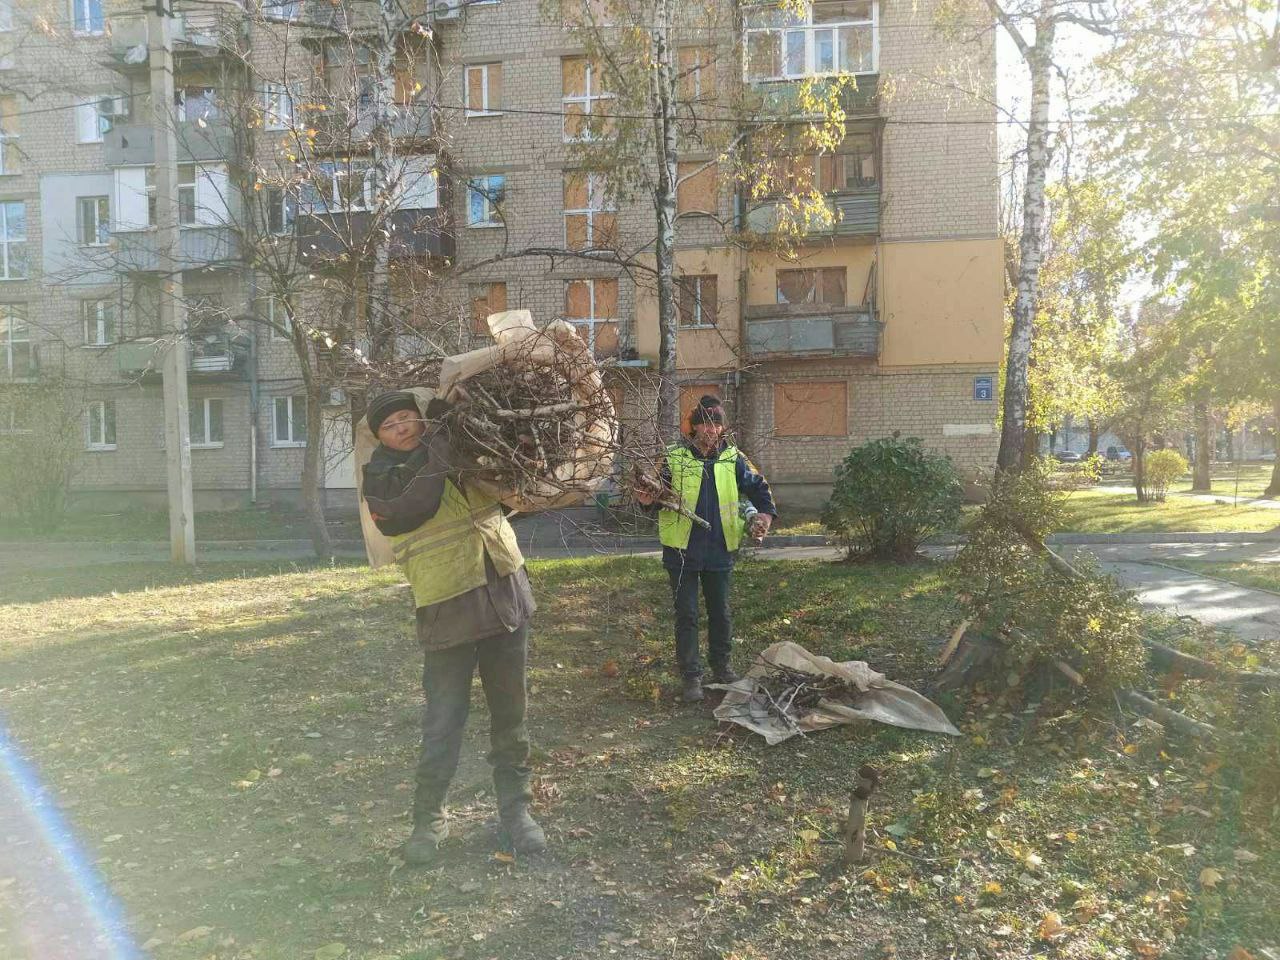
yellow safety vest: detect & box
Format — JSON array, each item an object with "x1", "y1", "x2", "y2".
[
  {"x1": 657, "y1": 443, "x2": 744, "y2": 552},
  {"x1": 388, "y1": 479, "x2": 524, "y2": 608}
]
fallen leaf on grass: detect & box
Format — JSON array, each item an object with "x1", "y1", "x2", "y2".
[
  {"x1": 1234, "y1": 849, "x2": 1260, "y2": 864},
  {"x1": 601, "y1": 660, "x2": 620, "y2": 678},
  {"x1": 1038, "y1": 912, "x2": 1066, "y2": 940},
  {"x1": 493, "y1": 851, "x2": 515, "y2": 864},
  {"x1": 176, "y1": 926, "x2": 213, "y2": 944},
  {"x1": 1198, "y1": 867, "x2": 1224, "y2": 889},
  {"x1": 103, "y1": 835, "x2": 122, "y2": 843},
  {"x1": 1225, "y1": 948, "x2": 1255, "y2": 960}
]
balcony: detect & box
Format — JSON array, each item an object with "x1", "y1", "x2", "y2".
[
  {"x1": 297, "y1": 207, "x2": 454, "y2": 264},
  {"x1": 117, "y1": 331, "x2": 248, "y2": 380},
  {"x1": 744, "y1": 303, "x2": 880, "y2": 359},
  {"x1": 754, "y1": 73, "x2": 879, "y2": 119},
  {"x1": 108, "y1": 6, "x2": 247, "y2": 69},
  {"x1": 103, "y1": 120, "x2": 236, "y2": 167},
  {"x1": 113, "y1": 227, "x2": 241, "y2": 273},
  {"x1": 744, "y1": 187, "x2": 880, "y2": 239},
  {"x1": 308, "y1": 99, "x2": 436, "y2": 146}
]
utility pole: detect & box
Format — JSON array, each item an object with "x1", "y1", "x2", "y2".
[{"x1": 149, "y1": 0, "x2": 196, "y2": 563}]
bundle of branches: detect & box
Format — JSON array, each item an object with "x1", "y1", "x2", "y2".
[
  {"x1": 748, "y1": 662, "x2": 862, "y2": 726},
  {"x1": 442, "y1": 327, "x2": 617, "y2": 507}
]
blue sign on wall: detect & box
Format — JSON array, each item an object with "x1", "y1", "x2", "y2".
[{"x1": 974, "y1": 376, "x2": 994, "y2": 401}]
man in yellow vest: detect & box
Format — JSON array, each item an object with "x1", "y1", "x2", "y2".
[
  {"x1": 361, "y1": 390, "x2": 544, "y2": 864},
  {"x1": 635, "y1": 396, "x2": 777, "y2": 703}
]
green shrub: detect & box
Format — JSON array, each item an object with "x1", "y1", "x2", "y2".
[
  {"x1": 821, "y1": 434, "x2": 963, "y2": 561},
  {"x1": 0, "y1": 383, "x2": 82, "y2": 533},
  {"x1": 1143, "y1": 449, "x2": 1188, "y2": 501}
]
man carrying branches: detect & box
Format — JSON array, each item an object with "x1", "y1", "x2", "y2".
[
  {"x1": 361, "y1": 390, "x2": 545, "y2": 865},
  {"x1": 635, "y1": 396, "x2": 777, "y2": 703}
]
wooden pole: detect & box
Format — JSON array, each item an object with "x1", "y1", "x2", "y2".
[{"x1": 843, "y1": 765, "x2": 880, "y2": 866}]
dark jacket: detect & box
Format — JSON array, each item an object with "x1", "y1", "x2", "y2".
[
  {"x1": 659, "y1": 437, "x2": 777, "y2": 572},
  {"x1": 361, "y1": 425, "x2": 535, "y2": 649}
]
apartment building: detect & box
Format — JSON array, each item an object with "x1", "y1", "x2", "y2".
[{"x1": 0, "y1": 0, "x2": 1000, "y2": 511}]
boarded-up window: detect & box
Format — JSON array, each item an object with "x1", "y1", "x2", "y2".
[
  {"x1": 776, "y1": 267, "x2": 846, "y2": 306},
  {"x1": 773, "y1": 381, "x2": 848, "y2": 437},
  {"x1": 0, "y1": 96, "x2": 18, "y2": 176},
  {"x1": 680, "y1": 382, "x2": 722, "y2": 435},
  {"x1": 564, "y1": 277, "x2": 619, "y2": 359},
  {"x1": 677, "y1": 46, "x2": 716, "y2": 102},
  {"x1": 465, "y1": 62, "x2": 502, "y2": 114},
  {"x1": 677, "y1": 161, "x2": 717, "y2": 215},
  {"x1": 677, "y1": 274, "x2": 718, "y2": 327},
  {"x1": 562, "y1": 56, "x2": 613, "y2": 141},
  {"x1": 470, "y1": 281, "x2": 507, "y2": 335},
  {"x1": 563, "y1": 171, "x2": 617, "y2": 250}
]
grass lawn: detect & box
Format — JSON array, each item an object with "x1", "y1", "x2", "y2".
[
  {"x1": 0, "y1": 506, "x2": 364, "y2": 543},
  {"x1": 1157, "y1": 558, "x2": 1280, "y2": 595},
  {"x1": 1, "y1": 556, "x2": 1276, "y2": 960},
  {"x1": 1060, "y1": 486, "x2": 1280, "y2": 535}
]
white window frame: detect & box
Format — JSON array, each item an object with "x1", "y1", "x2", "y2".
[
  {"x1": 563, "y1": 171, "x2": 615, "y2": 249},
  {"x1": 743, "y1": 0, "x2": 878, "y2": 82},
  {"x1": 74, "y1": 94, "x2": 111, "y2": 144},
  {"x1": 467, "y1": 175, "x2": 504, "y2": 227},
  {"x1": 0, "y1": 1, "x2": 13, "y2": 32},
  {"x1": 81, "y1": 298, "x2": 116, "y2": 347},
  {"x1": 464, "y1": 63, "x2": 502, "y2": 117},
  {"x1": 85, "y1": 399, "x2": 116, "y2": 451},
  {"x1": 262, "y1": 0, "x2": 302, "y2": 22},
  {"x1": 71, "y1": 0, "x2": 104, "y2": 35},
  {"x1": 271, "y1": 394, "x2": 307, "y2": 447},
  {"x1": 0, "y1": 201, "x2": 26, "y2": 280},
  {"x1": 266, "y1": 295, "x2": 293, "y2": 340},
  {"x1": 1, "y1": 302, "x2": 30, "y2": 377},
  {"x1": 305, "y1": 162, "x2": 373, "y2": 214},
  {"x1": 177, "y1": 163, "x2": 197, "y2": 226},
  {"x1": 562, "y1": 58, "x2": 614, "y2": 143},
  {"x1": 564, "y1": 278, "x2": 617, "y2": 356},
  {"x1": 0, "y1": 404, "x2": 31, "y2": 435},
  {"x1": 266, "y1": 186, "x2": 295, "y2": 235},
  {"x1": 78, "y1": 195, "x2": 110, "y2": 246},
  {"x1": 0, "y1": 95, "x2": 15, "y2": 175},
  {"x1": 262, "y1": 82, "x2": 293, "y2": 131},
  {"x1": 189, "y1": 397, "x2": 224, "y2": 449}
]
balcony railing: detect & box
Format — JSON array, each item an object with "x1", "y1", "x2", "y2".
[
  {"x1": 103, "y1": 121, "x2": 236, "y2": 167},
  {"x1": 297, "y1": 207, "x2": 454, "y2": 263},
  {"x1": 113, "y1": 227, "x2": 241, "y2": 273},
  {"x1": 308, "y1": 97, "x2": 435, "y2": 145},
  {"x1": 744, "y1": 304, "x2": 880, "y2": 359},
  {"x1": 117, "y1": 332, "x2": 247, "y2": 379},
  {"x1": 108, "y1": 6, "x2": 247, "y2": 67},
  {"x1": 744, "y1": 187, "x2": 879, "y2": 239}
]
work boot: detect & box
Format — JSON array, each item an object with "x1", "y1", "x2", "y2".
[
  {"x1": 499, "y1": 805, "x2": 547, "y2": 855},
  {"x1": 681, "y1": 675, "x2": 705, "y2": 703},
  {"x1": 401, "y1": 815, "x2": 448, "y2": 866},
  {"x1": 711, "y1": 665, "x2": 741, "y2": 685}
]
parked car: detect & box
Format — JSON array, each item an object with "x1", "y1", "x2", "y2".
[
  {"x1": 1105, "y1": 446, "x2": 1132, "y2": 462},
  {"x1": 1055, "y1": 451, "x2": 1083, "y2": 463}
]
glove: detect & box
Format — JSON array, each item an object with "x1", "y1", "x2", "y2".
[{"x1": 425, "y1": 396, "x2": 452, "y2": 420}]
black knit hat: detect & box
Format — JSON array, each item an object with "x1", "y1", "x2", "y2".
[
  {"x1": 689, "y1": 394, "x2": 724, "y2": 426},
  {"x1": 367, "y1": 391, "x2": 420, "y2": 434}
]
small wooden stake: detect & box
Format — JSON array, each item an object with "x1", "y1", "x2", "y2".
[{"x1": 844, "y1": 764, "x2": 880, "y2": 866}]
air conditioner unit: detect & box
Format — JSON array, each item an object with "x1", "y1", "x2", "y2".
[
  {"x1": 432, "y1": 0, "x2": 461, "y2": 20},
  {"x1": 98, "y1": 96, "x2": 130, "y2": 119}
]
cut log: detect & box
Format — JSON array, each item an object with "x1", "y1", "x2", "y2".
[{"x1": 1118, "y1": 690, "x2": 1217, "y2": 739}]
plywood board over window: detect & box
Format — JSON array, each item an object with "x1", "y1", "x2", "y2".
[
  {"x1": 773, "y1": 381, "x2": 847, "y2": 437},
  {"x1": 677, "y1": 161, "x2": 717, "y2": 215},
  {"x1": 470, "y1": 281, "x2": 507, "y2": 335}
]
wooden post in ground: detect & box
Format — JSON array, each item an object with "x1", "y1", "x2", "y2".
[{"x1": 843, "y1": 765, "x2": 880, "y2": 866}]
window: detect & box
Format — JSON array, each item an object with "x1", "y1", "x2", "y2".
[
  {"x1": 776, "y1": 267, "x2": 846, "y2": 305},
  {"x1": 266, "y1": 186, "x2": 295, "y2": 235},
  {"x1": 744, "y1": 0, "x2": 876, "y2": 82},
  {"x1": 1, "y1": 303, "x2": 31, "y2": 377},
  {"x1": 74, "y1": 95, "x2": 111, "y2": 144},
  {"x1": 262, "y1": 0, "x2": 301, "y2": 22},
  {"x1": 773, "y1": 381, "x2": 848, "y2": 437},
  {"x1": 190, "y1": 398, "x2": 224, "y2": 448},
  {"x1": 678, "y1": 275, "x2": 718, "y2": 327},
  {"x1": 176, "y1": 88, "x2": 219, "y2": 123},
  {"x1": 0, "y1": 96, "x2": 16, "y2": 175},
  {"x1": 764, "y1": 130, "x2": 878, "y2": 197},
  {"x1": 0, "y1": 1, "x2": 12, "y2": 32},
  {"x1": 677, "y1": 161, "x2": 718, "y2": 215},
  {"x1": 82, "y1": 299, "x2": 116, "y2": 346},
  {"x1": 470, "y1": 281, "x2": 507, "y2": 335},
  {"x1": 564, "y1": 277, "x2": 619, "y2": 359},
  {"x1": 0, "y1": 202, "x2": 26, "y2": 279},
  {"x1": 561, "y1": 57, "x2": 613, "y2": 142},
  {"x1": 0, "y1": 402, "x2": 30, "y2": 435},
  {"x1": 265, "y1": 295, "x2": 292, "y2": 339},
  {"x1": 272, "y1": 395, "x2": 307, "y2": 446},
  {"x1": 677, "y1": 47, "x2": 716, "y2": 102},
  {"x1": 71, "y1": 0, "x2": 104, "y2": 34},
  {"x1": 467, "y1": 175, "x2": 505, "y2": 227},
  {"x1": 78, "y1": 196, "x2": 110, "y2": 246},
  {"x1": 178, "y1": 164, "x2": 197, "y2": 225},
  {"x1": 85, "y1": 400, "x2": 117, "y2": 450},
  {"x1": 464, "y1": 63, "x2": 503, "y2": 116},
  {"x1": 262, "y1": 83, "x2": 293, "y2": 130},
  {"x1": 563, "y1": 172, "x2": 616, "y2": 250},
  {"x1": 305, "y1": 161, "x2": 372, "y2": 213}
]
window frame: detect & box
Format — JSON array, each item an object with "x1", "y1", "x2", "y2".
[
  {"x1": 563, "y1": 277, "x2": 619, "y2": 358},
  {"x1": 74, "y1": 94, "x2": 110, "y2": 144},
  {"x1": 189, "y1": 397, "x2": 225, "y2": 449},
  {"x1": 0, "y1": 1, "x2": 13, "y2": 32},
  {"x1": 71, "y1": 0, "x2": 105, "y2": 36},
  {"x1": 775, "y1": 266, "x2": 847, "y2": 306},
  {"x1": 266, "y1": 295, "x2": 293, "y2": 340},
  {"x1": 266, "y1": 186, "x2": 296, "y2": 235},
  {"x1": 78, "y1": 195, "x2": 110, "y2": 246},
  {"x1": 0, "y1": 201, "x2": 26, "y2": 280},
  {"x1": 561, "y1": 57, "x2": 614, "y2": 143},
  {"x1": 81, "y1": 298, "x2": 117, "y2": 347},
  {"x1": 271, "y1": 394, "x2": 308, "y2": 447},
  {"x1": 261, "y1": 0, "x2": 302, "y2": 22},
  {"x1": 677, "y1": 274, "x2": 719, "y2": 328},
  {"x1": 1, "y1": 301, "x2": 31, "y2": 377},
  {"x1": 176, "y1": 87, "x2": 220, "y2": 124},
  {"x1": 85, "y1": 399, "x2": 117, "y2": 451},
  {"x1": 743, "y1": 0, "x2": 878, "y2": 82},
  {"x1": 262, "y1": 82, "x2": 294, "y2": 131},
  {"x1": 563, "y1": 171, "x2": 616, "y2": 251},
  {"x1": 464, "y1": 63, "x2": 503, "y2": 117},
  {"x1": 467, "y1": 174, "x2": 505, "y2": 227},
  {"x1": 469, "y1": 281, "x2": 507, "y2": 335},
  {"x1": 0, "y1": 95, "x2": 17, "y2": 176}
]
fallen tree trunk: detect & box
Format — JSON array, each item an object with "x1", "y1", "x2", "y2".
[{"x1": 1117, "y1": 690, "x2": 1217, "y2": 739}]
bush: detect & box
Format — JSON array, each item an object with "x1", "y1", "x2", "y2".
[
  {"x1": 1143, "y1": 449, "x2": 1188, "y2": 501},
  {"x1": 0, "y1": 383, "x2": 82, "y2": 533},
  {"x1": 821, "y1": 434, "x2": 963, "y2": 561}
]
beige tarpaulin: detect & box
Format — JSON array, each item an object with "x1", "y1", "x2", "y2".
[{"x1": 711, "y1": 641, "x2": 961, "y2": 745}]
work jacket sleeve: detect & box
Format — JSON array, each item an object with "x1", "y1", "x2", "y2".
[
  {"x1": 361, "y1": 424, "x2": 457, "y2": 536},
  {"x1": 736, "y1": 454, "x2": 777, "y2": 517}
]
